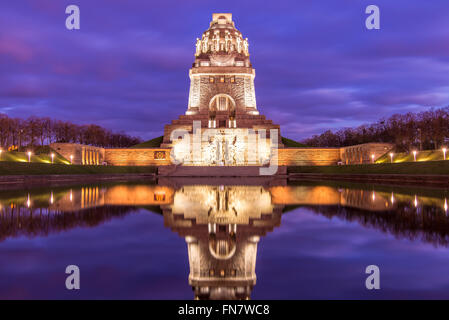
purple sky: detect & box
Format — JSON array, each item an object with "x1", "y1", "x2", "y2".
[{"x1": 1, "y1": 1, "x2": 449, "y2": 141}]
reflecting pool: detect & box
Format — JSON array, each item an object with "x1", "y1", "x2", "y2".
[{"x1": 1, "y1": 178, "x2": 449, "y2": 299}]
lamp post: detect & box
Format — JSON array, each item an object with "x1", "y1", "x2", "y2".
[
  {"x1": 443, "y1": 148, "x2": 447, "y2": 161},
  {"x1": 51, "y1": 153, "x2": 55, "y2": 164},
  {"x1": 413, "y1": 150, "x2": 417, "y2": 162},
  {"x1": 27, "y1": 151, "x2": 32, "y2": 163},
  {"x1": 390, "y1": 152, "x2": 394, "y2": 163},
  {"x1": 70, "y1": 155, "x2": 73, "y2": 164}
]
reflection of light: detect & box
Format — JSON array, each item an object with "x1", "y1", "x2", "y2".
[
  {"x1": 444, "y1": 198, "x2": 448, "y2": 213},
  {"x1": 27, "y1": 151, "x2": 32, "y2": 162},
  {"x1": 372, "y1": 191, "x2": 375, "y2": 201},
  {"x1": 414, "y1": 195, "x2": 418, "y2": 208},
  {"x1": 413, "y1": 150, "x2": 417, "y2": 161},
  {"x1": 391, "y1": 192, "x2": 395, "y2": 204},
  {"x1": 70, "y1": 189, "x2": 73, "y2": 202},
  {"x1": 390, "y1": 152, "x2": 394, "y2": 163},
  {"x1": 443, "y1": 148, "x2": 447, "y2": 160},
  {"x1": 51, "y1": 153, "x2": 55, "y2": 164},
  {"x1": 50, "y1": 192, "x2": 54, "y2": 204},
  {"x1": 27, "y1": 194, "x2": 31, "y2": 208}
]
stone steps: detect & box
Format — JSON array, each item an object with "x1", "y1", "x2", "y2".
[{"x1": 158, "y1": 165, "x2": 287, "y2": 177}]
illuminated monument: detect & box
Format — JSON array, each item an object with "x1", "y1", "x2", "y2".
[
  {"x1": 51, "y1": 13, "x2": 393, "y2": 168},
  {"x1": 161, "y1": 13, "x2": 283, "y2": 167}
]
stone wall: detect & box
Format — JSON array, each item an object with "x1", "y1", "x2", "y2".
[
  {"x1": 277, "y1": 148, "x2": 341, "y2": 166},
  {"x1": 104, "y1": 148, "x2": 171, "y2": 166}
]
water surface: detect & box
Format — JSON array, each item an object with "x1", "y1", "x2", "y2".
[{"x1": 1, "y1": 179, "x2": 448, "y2": 299}]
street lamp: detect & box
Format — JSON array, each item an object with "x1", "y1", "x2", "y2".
[
  {"x1": 390, "y1": 152, "x2": 394, "y2": 163},
  {"x1": 51, "y1": 153, "x2": 55, "y2": 164},
  {"x1": 27, "y1": 151, "x2": 32, "y2": 163},
  {"x1": 443, "y1": 148, "x2": 447, "y2": 161},
  {"x1": 413, "y1": 150, "x2": 417, "y2": 162},
  {"x1": 70, "y1": 155, "x2": 73, "y2": 164}
]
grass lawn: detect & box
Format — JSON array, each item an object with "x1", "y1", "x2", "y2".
[
  {"x1": 376, "y1": 149, "x2": 447, "y2": 163},
  {"x1": 288, "y1": 160, "x2": 449, "y2": 175},
  {"x1": 281, "y1": 137, "x2": 308, "y2": 148},
  {"x1": 0, "y1": 161, "x2": 157, "y2": 176}
]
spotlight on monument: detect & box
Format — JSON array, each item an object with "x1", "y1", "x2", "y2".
[
  {"x1": 413, "y1": 150, "x2": 417, "y2": 162},
  {"x1": 443, "y1": 148, "x2": 447, "y2": 160}
]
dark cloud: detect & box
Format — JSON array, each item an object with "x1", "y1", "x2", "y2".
[{"x1": 1, "y1": 0, "x2": 448, "y2": 140}]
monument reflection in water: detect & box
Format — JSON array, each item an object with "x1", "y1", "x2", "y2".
[{"x1": 0, "y1": 179, "x2": 449, "y2": 299}]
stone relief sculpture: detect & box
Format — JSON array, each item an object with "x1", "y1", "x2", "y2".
[
  {"x1": 243, "y1": 38, "x2": 249, "y2": 55},
  {"x1": 235, "y1": 34, "x2": 242, "y2": 53},
  {"x1": 195, "y1": 38, "x2": 201, "y2": 56}
]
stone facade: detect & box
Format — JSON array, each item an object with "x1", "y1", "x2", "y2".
[
  {"x1": 340, "y1": 143, "x2": 394, "y2": 164},
  {"x1": 278, "y1": 148, "x2": 341, "y2": 166},
  {"x1": 161, "y1": 13, "x2": 283, "y2": 167}
]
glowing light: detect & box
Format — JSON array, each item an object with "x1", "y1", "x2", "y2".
[
  {"x1": 70, "y1": 155, "x2": 73, "y2": 164},
  {"x1": 372, "y1": 191, "x2": 375, "y2": 201},
  {"x1": 371, "y1": 154, "x2": 375, "y2": 163},
  {"x1": 391, "y1": 192, "x2": 395, "y2": 204},
  {"x1": 413, "y1": 150, "x2": 417, "y2": 161},
  {"x1": 444, "y1": 198, "x2": 448, "y2": 213},
  {"x1": 70, "y1": 189, "x2": 73, "y2": 202},
  {"x1": 51, "y1": 153, "x2": 55, "y2": 164},
  {"x1": 50, "y1": 192, "x2": 54, "y2": 204},
  {"x1": 414, "y1": 195, "x2": 418, "y2": 208},
  {"x1": 389, "y1": 152, "x2": 394, "y2": 163},
  {"x1": 0, "y1": 148, "x2": 2, "y2": 159},
  {"x1": 443, "y1": 148, "x2": 447, "y2": 160},
  {"x1": 27, "y1": 194, "x2": 31, "y2": 208},
  {"x1": 27, "y1": 151, "x2": 32, "y2": 162}
]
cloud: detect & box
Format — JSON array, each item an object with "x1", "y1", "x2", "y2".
[{"x1": 1, "y1": 0, "x2": 449, "y2": 140}]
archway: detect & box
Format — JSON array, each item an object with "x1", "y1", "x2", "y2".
[{"x1": 209, "y1": 94, "x2": 236, "y2": 112}]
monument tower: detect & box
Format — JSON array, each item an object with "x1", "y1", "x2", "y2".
[{"x1": 161, "y1": 13, "x2": 283, "y2": 166}]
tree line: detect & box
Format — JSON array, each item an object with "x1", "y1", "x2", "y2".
[
  {"x1": 0, "y1": 114, "x2": 142, "y2": 150},
  {"x1": 302, "y1": 107, "x2": 449, "y2": 151}
]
